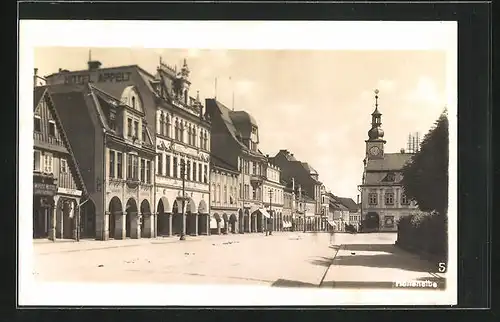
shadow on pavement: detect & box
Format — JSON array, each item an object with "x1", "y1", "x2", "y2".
[
  {"x1": 320, "y1": 280, "x2": 395, "y2": 289},
  {"x1": 332, "y1": 253, "x2": 435, "y2": 272},
  {"x1": 308, "y1": 256, "x2": 333, "y2": 267},
  {"x1": 271, "y1": 279, "x2": 317, "y2": 288},
  {"x1": 341, "y1": 244, "x2": 398, "y2": 254}
]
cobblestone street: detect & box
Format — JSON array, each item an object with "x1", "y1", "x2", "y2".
[{"x1": 33, "y1": 232, "x2": 446, "y2": 289}]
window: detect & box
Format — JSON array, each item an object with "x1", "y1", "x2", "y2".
[
  {"x1": 48, "y1": 120, "x2": 56, "y2": 136},
  {"x1": 34, "y1": 115, "x2": 41, "y2": 132},
  {"x1": 368, "y1": 193, "x2": 378, "y2": 205},
  {"x1": 252, "y1": 162, "x2": 256, "y2": 175},
  {"x1": 239, "y1": 183, "x2": 242, "y2": 198},
  {"x1": 33, "y1": 150, "x2": 41, "y2": 171},
  {"x1": 43, "y1": 153, "x2": 53, "y2": 173},
  {"x1": 180, "y1": 122, "x2": 185, "y2": 142},
  {"x1": 217, "y1": 185, "x2": 221, "y2": 203},
  {"x1": 134, "y1": 121, "x2": 139, "y2": 138},
  {"x1": 132, "y1": 155, "x2": 139, "y2": 180},
  {"x1": 131, "y1": 96, "x2": 136, "y2": 109},
  {"x1": 173, "y1": 157, "x2": 178, "y2": 178},
  {"x1": 401, "y1": 193, "x2": 410, "y2": 205},
  {"x1": 165, "y1": 155, "x2": 171, "y2": 177},
  {"x1": 146, "y1": 161, "x2": 152, "y2": 184},
  {"x1": 212, "y1": 184, "x2": 216, "y2": 203},
  {"x1": 117, "y1": 153, "x2": 123, "y2": 179},
  {"x1": 187, "y1": 126, "x2": 192, "y2": 145},
  {"x1": 252, "y1": 187, "x2": 257, "y2": 200},
  {"x1": 127, "y1": 118, "x2": 133, "y2": 138},
  {"x1": 60, "y1": 158, "x2": 68, "y2": 174},
  {"x1": 224, "y1": 186, "x2": 228, "y2": 203},
  {"x1": 198, "y1": 163, "x2": 202, "y2": 182},
  {"x1": 127, "y1": 154, "x2": 133, "y2": 179},
  {"x1": 187, "y1": 160, "x2": 191, "y2": 181},
  {"x1": 203, "y1": 165, "x2": 208, "y2": 183},
  {"x1": 385, "y1": 192, "x2": 394, "y2": 205},
  {"x1": 166, "y1": 116, "x2": 171, "y2": 138},
  {"x1": 159, "y1": 113, "x2": 165, "y2": 135},
  {"x1": 174, "y1": 119, "x2": 179, "y2": 140},
  {"x1": 140, "y1": 159, "x2": 146, "y2": 182},
  {"x1": 109, "y1": 151, "x2": 115, "y2": 178},
  {"x1": 193, "y1": 162, "x2": 197, "y2": 182},
  {"x1": 157, "y1": 153, "x2": 163, "y2": 176},
  {"x1": 142, "y1": 127, "x2": 146, "y2": 142}
]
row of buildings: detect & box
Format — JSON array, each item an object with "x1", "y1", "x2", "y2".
[{"x1": 31, "y1": 55, "x2": 365, "y2": 242}]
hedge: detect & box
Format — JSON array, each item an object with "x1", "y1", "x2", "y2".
[{"x1": 396, "y1": 212, "x2": 448, "y2": 262}]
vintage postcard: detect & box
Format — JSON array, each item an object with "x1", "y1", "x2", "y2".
[{"x1": 19, "y1": 20, "x2": 457, "y2": 306}]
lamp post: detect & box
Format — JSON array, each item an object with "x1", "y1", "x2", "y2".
[
  {"x1": 180, "y1": 159, "x2": 187, "y2": 241},
  {"x1": 357, "y1": 185, "x2": 363, "y2": 233},
  {"x1": 268, "y1": 189, "x2": 273, "y2": 236}
]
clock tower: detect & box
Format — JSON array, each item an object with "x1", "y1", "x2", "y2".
[{"x1": 365, "y1": 89, "x2": 386, "y2": 160}]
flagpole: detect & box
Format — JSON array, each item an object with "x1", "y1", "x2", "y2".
[{"x1": 214, "y1": 77, "x2": 218, "y2": 99}]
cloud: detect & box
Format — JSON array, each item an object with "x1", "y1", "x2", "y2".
[
  {"x1": 377, "y1": 79, "x2": 396, "y2": 92},
  {"x1": 235, "y1": 79, "x2": 255, "y2": 96},
  {"x1": 360, "y1": 79, "x2": 396, "y2": 100},
  {"x1": 406, "y1": 76, "x2": 443, "y2": 105},
  {"x1": 314, "y1": 131, "x2": 333, "y2": 148}
]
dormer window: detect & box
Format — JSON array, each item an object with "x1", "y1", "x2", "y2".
[
  {"x1": 127, "y1": 118, "x2": 133, "y2": 138},
  {"x1": 131, "y1": 96, "x2": 136, "y2": 109},
  {"x1": 48, "y1": 120, "x2": 56, "y2": 136},
  {"x1": 34, "y1": 115, "x2": 41, "y2": 132}
]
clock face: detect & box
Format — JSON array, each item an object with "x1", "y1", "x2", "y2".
[{"x1": 370, "y1": 146, "x2": 380, "y2": 156}]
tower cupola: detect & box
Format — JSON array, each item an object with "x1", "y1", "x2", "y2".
[{"x1": 367, "y1": 89, "x2": 385, "y2": 140}]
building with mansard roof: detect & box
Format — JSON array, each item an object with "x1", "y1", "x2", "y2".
[
  {"x1": 359, "y1": 90, "x2": 419, "y2": 232},
  {"x1": 33, "y1": 84, "x2": 87, "y2": 241},
  {"x1": 47, "y1": 80, "x2": 157, "y2": 241},
  {"x1": 205, "y1": 98, "x2": 270, "y2": 234}
]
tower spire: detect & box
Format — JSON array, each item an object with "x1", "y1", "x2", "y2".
[{"x1": 88, "y1": 49, "x2": 92, "y2": 62}]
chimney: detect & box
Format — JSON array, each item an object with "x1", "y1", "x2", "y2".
[
  {"x1": 400, "y1": 148, "x2": 405, "y2": 153},
  {"x1": 58, "y1": 68, "x2": 62, "y2": 72},
  {"x1": 88, "y1": 60, "x2": 102, "y2": 71},
  {"x1": 33, "y1": 68, "x2": 38, "y2": 87}
]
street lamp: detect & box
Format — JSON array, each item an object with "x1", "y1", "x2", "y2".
[
  {"x1": 357, "y1": 185, "x2": 363, "y2": 233},
  {"x1": 179, "y1": 159, "x2": 187, "y2": 241},
  {"x1": 268, "y1": 188, "x2": 273, "y2": 236}
]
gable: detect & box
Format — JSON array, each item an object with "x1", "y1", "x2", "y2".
[{"x1": 120, "y1": 85, "x2": 143, "y2": 113}]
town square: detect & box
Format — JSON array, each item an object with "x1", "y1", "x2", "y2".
[{"x1": 21, "y1": 21, "x2": 455, "y2": 306}]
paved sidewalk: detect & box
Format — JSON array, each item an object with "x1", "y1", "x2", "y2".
[{"x1": 33, "y1": 231, "x2": 282, "y2": 255}]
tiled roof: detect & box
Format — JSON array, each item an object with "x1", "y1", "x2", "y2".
[
  {"x1": 208, "y1": 99, "x2": 265, "y2": 159},
  {"x1": 335, "y1": 197, "x2": 359, "y2": 212},
  {"x1": 364, "y1": 171, "x2": 404, "y2": 185},
  {"x1": 229, "y1": 110, "x2": 257, "y2": 138},
  {"x1": 210, "y1": 153, "x2": 239, "y2": 173},
  {"x1": 34, "y1": 86, "x2": 47, "y2": 110},
  {"x1": 48, "y1": 84, "x2": 99, "y2": 192},
  {"x1": 365, "y1": 153, "x2": 413, "y2": 171},
  {"x1": 43, "y1": 86, "x2": 89, "y2": 196},
  {"x1": 301, "y1": 162, "x2": 318, "y2": 175}
]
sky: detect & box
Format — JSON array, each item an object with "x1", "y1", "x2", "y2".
[{"x1": 34, "y1": 47, "x2": 447, "y2": 201}]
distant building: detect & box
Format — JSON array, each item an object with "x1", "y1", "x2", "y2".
[
  {"x1": 32, "y1": 85, "x2": 86, "y2": 241},
  {"x1": 281, "y1": 178, "x2": 296, "y2": 231},
  {"x1": 359, "y1": 90, "x2": 419, "y2": 232},
  {"x1": 209, "y1": 156, "x2": 240, "y2": 234},
  {"x1": 263, "y1": 162, "x2": 285, "y2": 232},
  {"x1": 270, "y1": 150, "x2": 323, "y2": 231},
  {"x1": 205, "y1": 98, "x2": 269, "y2": 234}
]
